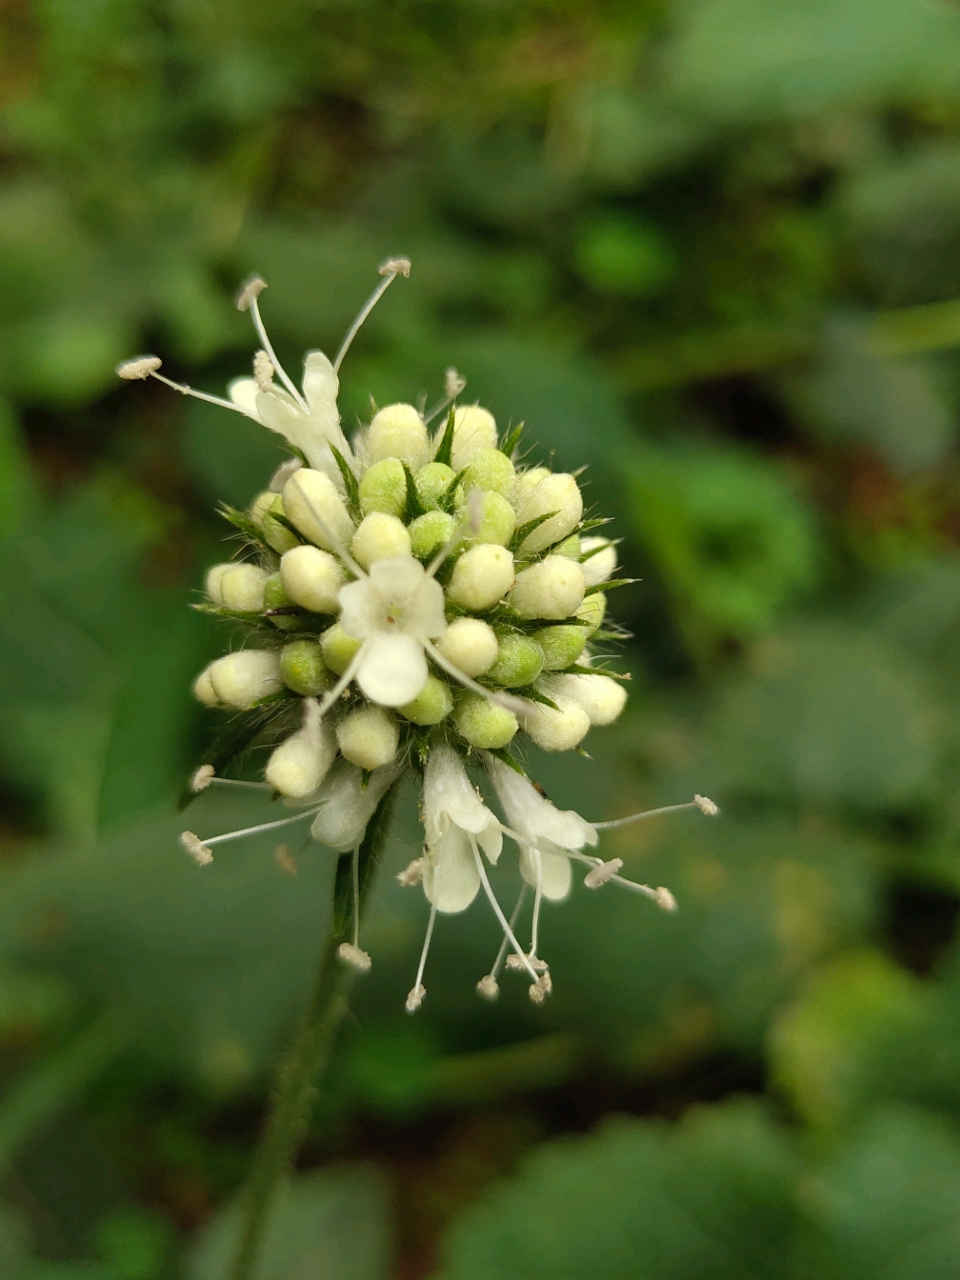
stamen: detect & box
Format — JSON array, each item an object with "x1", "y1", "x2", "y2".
[
  {"x1": 132, "y1": 365, "x2": 250, "y2": 416},
  {"x1": 591, "y1": 798, "x2": 717, "y2": 830},
  {"x1": 406, "y1": 896, "x2": 437, "y2": 1015},
  {"x1": 397, "y1": 858, "x2": 425, "y2": 887},
  {"x1": 316, "y1": 640, "x2": 370, "y2": 718},
  {"x1": 339, "y1": 942, "x2": 372, "y2": 971},
  {"x1": 566, "y1": 849, "x2": 675, "y2": 909},
  {"x1": 117, "y1": 356, "x2": 162, "y2": 380},
  {"x1": 180, "y1": 832, "x2": 213, "y2": 866},
  {"x1": 350, "y1": 843, "x2": 362, "y2": 949},
  {"x1": 205, "y1": 776, "x2": 274, "y2": 793},
  {"x1": 274, "y1": 843, "x2": 298, "y2": 875},
  {"x1": 182, "y1": 807, "x2": 318, "y2": 852},
  {"x1": 253, "y1": 350, "x2": 275, "y2": 389},
  {"x1": 583, "y1": 857, "x2": 623, "y2": 889},
  {"x1": 424, "y1": 367, "x2": 467, "y2": 425},
  {"x1": 486, "y1": 884, "x2": 527, "y2": 985},
  {"x1": 529, "y1": 845, "x2": 544, "y2": 959},
  {"x1": 191, "y1": 765, "x2": 215, "y2": 792},
  {"x1": 470, "y1": 836, "x2": 540, "y2": 983},
  {"x1": 694, "y1": 794, "x2": 720, "y2": 816},
  {"x1": 505, "y1": 953, "x2": 548, "y2": 973},
  {"x1": 528, "y1": 972, "x2": 552, "y2": 1004},
  {"x1": 239, "y1": 279, "x2": 308, "y2": 412},
  {"x1": 476, "y1": 974, "x2": 500, "y2": 1001},
  {"x1": 333, "y1": 258, "x2": 411, "y2": 375}
]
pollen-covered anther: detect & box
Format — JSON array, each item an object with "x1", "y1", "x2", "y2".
[
  {"x1": 274, "y1": 844, "x2": 298, "y2": 875},
  {"x1": 338, "y1": 942, "x2": 372, "y2": 972},
  {"x1": 236, "y1": 276, "x2": 267, "y2": 311},
  {"x1": 505, "y1": 953, "x2": 549, "y2": 973},
  {"x1": 694, "y1": 794, "x2": 720, "y2": 816},
  {"x1": 528, "y1": 973, "x2": 552, "y2": 1004},
  {"x1": 655, "y1": 886, "x2": 678, "y2": 912},
  {"x1": 476, "y1": 975, "x2": 500, "y2": 1001},
  {"x1": 405, "y1": 983, "x2": 426, "y2": 1013},
  {"x1": 116, "y1": 356, "x2": 162, "y2": 380},
  {"x1": 397, "y1": 858, "x2": 425, "y2": 887},
  {"x1": 253, "y1": 350, "x2": 275, "y2": 389},
  {"x1": 380, "y1": 257, "x2": 411, "y2": 278},
  {"x1": 583, "y1": 857, "x2": 623, "y2": 889},
  {"x1": 445, "y1": 366, "x2": 467, "y2": 397},
  {"x1": 180, "y1": 831, "x2": 213, "y2": 866},
  {"x1": 191, "y1": 764, "x2": 215, "y2": 793}
]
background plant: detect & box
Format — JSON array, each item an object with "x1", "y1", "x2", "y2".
[{"x1": 4, "y1": 0, "x2": 960, "y2": 1276}]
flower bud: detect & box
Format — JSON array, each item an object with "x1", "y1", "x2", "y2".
[
  {"x1": 451, "y1": 405, "x2": 497, "y2": 470},
  {"x1": 248, "y1": 490, "x2": 274, "y2": 524},
  {"x1": 409, "y1": 510, "x2": 457, "y2": 560},
  {"x1": 351, "y1": 512, "x2": 412, "y2": 569},
  {"x1": 516, "y1": 473, "x2": 583, "y2": 554},
  {"x1": 280, "y1": 639, "x2": 327, "y2": 695},
  {"x1": 533, "y1": 624, "x2": 586, "y2": 670},
  {"x1": 414, "y1": 461, "x2": 457, "y2": 509},
  {"x1": 206, "y1": 650, "x2": 283, "y2": 710},
  {"x1": 512, "y1": 466, "x2": 550, "y2": 506},
  {"x1": 263, "y1": 572, "x2": 305, "y2": 631},
  {"x1": 509, "y1": 556, "x2": 585, "y2": 620},
  {"x1": 581, "y1": 536, "x2": 617, "y2": 587},
  {"x1": 320, "y1": 623, "x2": 362, "y2": 675},
  {"x1": 366, "y1": 403, "x2": 427, "y2": 467},
  {"x1": 399, "y1": 675, "x2": 454, "y2": 725},
  {"x1": 487, "y1": 634, "x2": 544, "y2": 687},
  {"x1": 454, "y1": 693, "x2": 519, "y2": 749},
  {"x1": 250, "y1": 490, "x2": 299, "y2": 553},
  {"x1": 446, "y1": 545, "x2": 515, "y2": 611},
  {"x1": 212, "y1": 564, "x2": 270, "y2": 613},
  {"x1": 337, "y1": 705, "x2": 399, "y2": 770},
  {"x1": 205, "y1": 563, "x2": 232, "y2": 604},
  {"x1": 193, "y1": 665, "x2": 221, "y2": 707},
  {"x1": 577, "y1": 591, "x2": 606, "y2": 636},
  {"x1": 280, "y1": 545, "x2": 345, "y2": 614},
  {"x1": 435, "y1": 617, "x2": 498, "y2": 676},
  {"x1": 519, "y1": 694, "x2": 590, "y2": 751},
  {"x1": 265, "y1": 700, "x2": 337, "y2": 798},
  {"x1": 465, "y1": 491, "x2": 516, "y2": 547},
  {"x1": 282, "y1": 468, "x2": 354, "y2": 552},
  {"x1": 463, "y1": 447, "x2": 514, "y2": 496},
  {"x1": 310, "y1": 761, "x2": 398, "y2": 852},
  {"x1": 554, "y1": 673, "x2": 627, "y2": 725},
  {"x1": 358, "y1": 458, "x2": 407, "y2": 518},
  {"x1": 555, "y1": 534, "x2": 580, "y2": 559}
]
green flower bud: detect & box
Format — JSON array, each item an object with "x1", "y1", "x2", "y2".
[
  {"x1": 414, "y1": 461, "x2": 457, "y2": 509},
  {"x1": 509, "y1": 556, "x2": 585, "y2": 620},
  {"x1": 280, "y1": 640, "x2": 327, "y2": 695},
  {"x1": 283, "y1": 468, "x2": 354, "y2": 552},
  {"x1": 519, "y1": 694, "x2": 590, "y2": 752},
  {"x1": 466, "y1": 491, "x2": 516, "y2": 547},
  {"x1": 263, "y1": 496, "x2": 300, "y2": 554},
  {"x1": 359, "y1": 458, "x2": 407, "y2": 518},
  {"x1": 435, "y1": 617, "x2": 498, "y2": 676},
  {"x1": 447, "y1": 544, "x2": 515, "y2": 611},
  {"x1": 486, "y1": 633, "x2": 544, "y2": 687},
  {"x1": 463, "y1": 447, "x2": 515, "y2": 496},
  {"x1": 337, "y1": 705, "x2": 399, "y2": 770},
  {"x1": 454, "y1": 693, "x2": 518, "y2": 749},
  {"x1": 321, "y1": 622, "x2": 362, "y2": 675},
  {"x1": 409, "y1": 510, "x2": 457, "y2": 560},
  {"x1": 351, "y1": 512, "x2": 412, "y2": 569},
  {"x1": 399, "y1": 675, "x2": 454, "y2": 725},
  {"x1": 534, "y1": 624, "x2": 586, "y2": 670},
  {"x1": 451, "y1": 405, "x2": 497, "y2": 470},
  {"x1": 577, "y1": 591, "x2": 606, "y2": 637},
  {"x1": 263, "y1": 572, "x2": 305, "y2": 631},
  {"x1": 249, "y1": 490, "x2": 274, "y2": 525},
  {"x1": 366, "y1": 403, "x2": 427, "y2": 467}
]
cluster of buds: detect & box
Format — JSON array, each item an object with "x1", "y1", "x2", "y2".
[{"x1": 119, "y1": 260, "x2": 717, "y2": 1010}]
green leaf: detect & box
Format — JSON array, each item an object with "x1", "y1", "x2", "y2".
[
  {"x1": 329, "y1": 445, "x2": 362, "y2": 519},
  {"x1": 499, "y1": 423, "x2": 524, "y2": 458},
  {"x1": 434, "y1": 406, "x2": 456, "y2": 467}
]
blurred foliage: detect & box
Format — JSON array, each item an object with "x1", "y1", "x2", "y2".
[{"x1": 3, "y1": 0, "x2": 960, "y2": 1275}]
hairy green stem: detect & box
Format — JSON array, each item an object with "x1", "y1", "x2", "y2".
[{"x1": 227, "y1": 785, "x2": 399, "y2": 1280}]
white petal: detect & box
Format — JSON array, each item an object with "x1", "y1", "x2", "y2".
[
  {"x1": 424, "y1": 744, "x2": 501, "y2": 839},
  {"x1": 413, "y1": 576, "x2": 448, "y2": 638},
  {"x1": 487, "y1": 756, "x2": 597, "y2": 851},
  {"x1": 519, "y1": 840, "x2": 573, "y2": 901},
  {"x1": 368, "y1": 555, "x2": 426, "y2": 600},
  {"x1": 227, "y1": 377, "x2": 262, "y2": 419},
  {"x1": 310, "y1": 761, "x2": 397, "y2": 851},
  {"x1": 256, "y1": 386, "x2": 302, "y2": 438},
  {"x1": 423, "y1": 826, "x2": 481, "y2": 914},
  {"x1": 301, "y1": 350, "x2": 339, "y2": 414},
  {"x1": 338, "y1": 578, "x2": 383, "y2": 639},
  {"x1": 476, "y1": 818, "x2": 503, "y2": 866},
  {"x1": 356, "y1": 632, "x2": 428, "y2": 705}
]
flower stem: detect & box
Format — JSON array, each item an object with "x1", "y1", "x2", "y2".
[{"x1": 227, "y1": 785, "x2": 399, "y2": 1280}]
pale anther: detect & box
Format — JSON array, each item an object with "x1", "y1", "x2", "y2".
[
  {"x1": 584, "y1": 857, "x2": 623, "y2": 889},
  {"x1": 476, "y1": 975, "x2": 500, "y2": 1001},
  {"x1": 379, "y1": 257, "x2": 411, "y2": 278},
  {"x1": 274, "y1": 844, "x2": 298, "y2": 875},
  {"x1": 694, "y1": 794, "x2": 719, "y2": 816},
  {"x1": 338, "y1": 942, "x2": 372, "y2": 972},
  {"x1": 655, "y1": 886, "x2": 678, "y2": 912},
  {"x1": 191, "y1": 764, "x2": 215, "y2": 793},
  {"x1": 180, "y1": 831, "x2": 213, "y2": 866},
  {"x1": 397, "y1": 858, "x2": 425, "y2": 887},
  {"x1": 528, "y1": 973, "x2": 552, "y2": 1004},
  {"x1": 445, "y1": 366, "x2": 466, "y2": 397},
  {"x1": 236, "y1": 276, "x2": 267, "y2": 311},
  {"x1": 253, "y1": 350, "x2": 275, "y2": 389},
  {"x1": 117, "y1": 356, "x2": 162, "y2": 380},
  {"x1": 505, "y1": 952, "x2": 549, "y2": 973},
  {"x1": 405, "y1": 983, "x2": 426, "y2": 1013}
]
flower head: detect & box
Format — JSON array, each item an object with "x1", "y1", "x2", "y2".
[{"x1": 120, "y1": 260, "x2": 719, "y2": 1011}]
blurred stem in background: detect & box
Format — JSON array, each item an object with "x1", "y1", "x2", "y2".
[{"x1": 229, "y1": 786, "x2": 399, "y2": 1280}]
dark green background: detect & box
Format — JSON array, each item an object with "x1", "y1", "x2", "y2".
[{"x1": 4, "y1": 0, "x2": 960, "y2": 1275}]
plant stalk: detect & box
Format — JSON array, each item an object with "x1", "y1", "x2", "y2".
[{"x1": 227, "y1": 785, "x2": 399, "y2": 1280}]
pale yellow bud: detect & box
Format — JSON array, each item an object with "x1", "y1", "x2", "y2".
[
  {"x1": 553, "y1": 673, "x2": 626, "y2": 725},
  {"x1": 463, "y1": 447, "x2": 514, "y2": 496},
  {"x1": 519, "y1": 694, "x2": 590, "y2": 751},
  {"x1": 509, "y1": 556, "x2": 585, "y2": 620},
  {"x1": 206, "y1": 650, "x2": 283, "y2": 710},
  {"x1": 435, "y1": 617, "x2": 498, "y2": 676},
  {"x1": 512, "y1": 466, "x2": 550, "y2": 507},
  {"x1": 451, "y1": 405, "x2": 497, "y2": 470},
  {"x1": 351, "y1": 512, "x2": 412, "y2": 569},
  {"x1": 409, "y1": 510, "x2": 457, "y2": 560},
  {"x1": 466, "y1": 491, "x2": 516, "y2": 547},
  {"x1": 217, "y1": 564, "x2": 270, "y2": 613},
  {"x1": 337, "y1": 706, "x2": 399, "y2": 770},
  {"x1": 282, "y1": 468, "x2": 354, "y2": 552},
  {"x1": 454, "y1": 694, "x2": 519, "y2": 749},
  {"x1": 580, "y1": 536, "x2": 617, "y2": 586},
  {"x1": 280, "y1": 545, "x2": 345, "y2": 614},
  {"x1": 446, "y1": 545, "x2": 515, "y2": 611},
  {"x1": 204, "y1": 563, "x2": 233, "y2": 604},
  {"x1": 358, "y1": 458, "x2": 407, "y2": 518},
  {"x1": 193, "y1": 665, "x2": 221, "y2": 707},
  {"x1": 366, "y1": 403, "x2": 428, "y2": 466},
  {"x1": 577, "y1": 591, "x2": 606, "y2": 636},
  {"x1": 516, "y1": 473, "x2": 583, "y2": 554},
  {"x1": 265, "y1": 701, "x2": 337, "y2": 798}
]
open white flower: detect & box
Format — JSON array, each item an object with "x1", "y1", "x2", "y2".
[{"x1": 422, "y1": 744, "x2": 502, "y2": 913}]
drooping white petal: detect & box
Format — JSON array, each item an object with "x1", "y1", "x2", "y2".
[
  {"x1": 356, "y1": 631, "x2": 428, "y2": 705},
  {"x1": 519, "y1": 840, "x2": 573, "y2": 901},
  {"x1": 486, "y1": 756, "x2": 597, "y2": 851},
  {"x1": 368, "y1": 555, "x2": 427, "y2": 601},
  {"x1": 301, "y1": 351, "x2": 354, "y2": 460},
  {"x1": 423, "y1": 823, "x2": 481, "y2": 913},
  {"x1": 338, "y1": 578, "x2": 384, "y2": 639},
  {"x1": 424, "y1": 745, "x2": 503, "y2": 852},
  {"x1": 227, "y1": 377, "x2": 262, "y2": 419},
  {"x1": 310, "y1": 760, "x2": 399, "y2": 851},
  {"x1": 413, "y1": 576, "x2": 448, "y2": 638}
]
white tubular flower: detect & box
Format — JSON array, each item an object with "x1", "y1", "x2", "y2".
[
  {"x1": 421, "y1": 744, "x2": 503, "y2": 913},
  {"x1": 338, "y1": 555, "x2": 447, "y2": 706},
  {"x1": 486, "y1": 755, "x2": 597, "y2": 902},
  {"x1": 130, "y1": 262, "x2": 715, "y2": 1010}
]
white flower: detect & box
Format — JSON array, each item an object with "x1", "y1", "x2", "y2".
[
  {"x1": 337, "y1": 555, "x2": 447, "y2": 706},
  {"x1": 421, "y1": 745, "x2": 502, "y2": 913}
]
